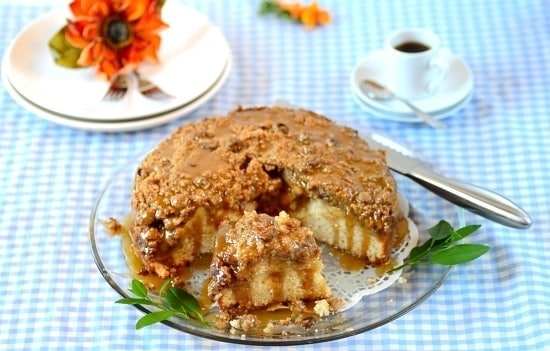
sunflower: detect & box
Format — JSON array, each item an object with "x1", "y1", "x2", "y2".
[{"x1": 51, "y1": 0, "x2": 168, "y2": 80}]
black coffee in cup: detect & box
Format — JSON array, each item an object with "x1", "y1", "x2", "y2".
[
  {"x1": 395, "y1": 41, "x2": 430, "y2": 53},
  {"x1": 385, "y1": 29, "x2": 448, "y2": 99}
]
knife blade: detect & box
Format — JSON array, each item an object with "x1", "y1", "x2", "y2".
[{"x1": 365, "y1": 132, "x2": 532, "y2": 229}]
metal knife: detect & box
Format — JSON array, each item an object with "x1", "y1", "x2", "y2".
[{"x1": 365, "y1": 132, "x2": 532, "y2": 229}]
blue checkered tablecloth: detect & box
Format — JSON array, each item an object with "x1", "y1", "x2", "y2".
[{"x1": 1, "y1": 0, "x2": 549, "y2": 350}]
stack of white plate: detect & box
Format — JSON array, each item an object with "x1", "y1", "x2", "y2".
[
  {"x1": 1, "y1": 3, "x2": 231, "y2": 132},
  {"x1": 350, "y1": 50, "x2": 474, "y2": 123}
]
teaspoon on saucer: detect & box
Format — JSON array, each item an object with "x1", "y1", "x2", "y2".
[{"x1": 361, "y1": 79, "x2": 445, "y2": 129}]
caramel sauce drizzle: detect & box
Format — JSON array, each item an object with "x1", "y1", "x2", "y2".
[{"x1": 105, "y1": 206, "x2": 410, "y2": 327}]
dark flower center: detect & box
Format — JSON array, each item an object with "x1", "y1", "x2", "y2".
[{"x1": 104, "y1": 17, "x2": 132, "y2": 48}]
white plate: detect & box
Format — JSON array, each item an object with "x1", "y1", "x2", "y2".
[
  {"x1": 1, "y1": 55, "x2": 231, "y2": 132},
  {"x1": 352, "y1": 88, "x2": 473, "y2": 123},
  {"x1": 3, "y1": 2, "x2": 230, "y2": 121},
  {"x1": 350, "y1": 50, "x2": 474, "y2": 115}
]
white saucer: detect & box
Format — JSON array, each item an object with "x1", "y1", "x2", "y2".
[
  {"x1": 350, "y1": 50, "x2": 474, "y2": 115},
  {"x1": 3, "y1": 2, "x2": 230, "y2": 122},
  {"x1": 352, "y1": 87, "x2": 473, "y2": 123},
  {"x1": 1, "y1": 54, "x2": 231, "y2": 132}
]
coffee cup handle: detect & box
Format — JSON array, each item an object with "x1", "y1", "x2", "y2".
[{"x1": 427, "y1": 49, "x2": 451, "y2": 93}]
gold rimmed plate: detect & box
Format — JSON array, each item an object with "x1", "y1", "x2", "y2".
[
  {"x1": 1, "y1": 55, "x2": 231, "y2": 132},
  {"x1": 3, "y1": 2, "x2": 230, "y2": 122}
]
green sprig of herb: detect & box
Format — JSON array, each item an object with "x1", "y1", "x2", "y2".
[
  {"x1": 258, "y1": 0, "x2": 295, "y2": 21},
  {"x1": 116, "y1": 279, "x2": 208, "y2": 329},
  {"x1": 390, "y1": 220, "x2": 490, "y2": 273}
]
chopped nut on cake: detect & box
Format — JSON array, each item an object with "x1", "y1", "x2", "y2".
[{"x1": 130, "y1": 106, "x2": 404, "y2": 282}]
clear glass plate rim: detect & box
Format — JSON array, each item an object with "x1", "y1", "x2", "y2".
[{"x1": 88, "y1": 134, "x2": 458, "y2": 345}]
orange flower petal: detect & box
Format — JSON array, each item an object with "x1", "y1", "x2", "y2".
[
  {"x1": 65, "y1": 0, "x2": 167, "y2": 80},
  {"x1": 69, "y1": 0, "x2": 87, "y2": 17},
  {"x1": 77, "y1": 46, "x2": 95, "y2": 66},
  {"x1": 77, "y1": 41, "x2": 103, "y2": 66},
  {"x1": 300, "y1": 7, "x2": 317, "y2": 29},
  {"x1": 123, "y1": 0, "x2": 150, "y2": 21},
  {"x1": 133, "y1": 14, "x2": 168, "y2": 33},
  {"x1": 97, "y1": 58, "x2": 120, "y2": 80},
  {"x1": 65, "y1": 20, "x2": 97, "y2": 48},
  {"x1": 80, "y1": 22, "x2": 101, "y2": 41},
  {"x1": 317, "y1": 10, "x2": 330, "y2": 25},
  {"x1": 70, "y1": 0, "x2": 110, "y2": 19},
  {"x1": 141, "y1": 35, "x2": 161, "y2": 61},
  {"x1": 278, "y1": 2, "x2": 302, "y2": 20}
]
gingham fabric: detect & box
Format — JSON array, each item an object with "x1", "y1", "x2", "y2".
[{"x1": 1, "y1": 0, "x2": 549, "y2": 350}]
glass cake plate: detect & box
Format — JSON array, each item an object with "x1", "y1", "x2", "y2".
[{"x1": 89, "y1": 132, "x2": 463, "y2": 345}]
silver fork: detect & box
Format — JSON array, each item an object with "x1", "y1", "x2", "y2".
[
  {"x1": 134, "y1": 71, "x2": 173, "y2": 100},
  {"x1": 102, "y1": 75, "x2": 128, "y2": 101}
]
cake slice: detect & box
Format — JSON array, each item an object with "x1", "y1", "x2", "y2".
[{"x1": 207, "y1": 211, "x2": 332, "y2": 316}]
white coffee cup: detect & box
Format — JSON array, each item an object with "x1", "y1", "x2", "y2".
[{"x1": 385, "y1": 28, "x2": 450, "y2": 100}]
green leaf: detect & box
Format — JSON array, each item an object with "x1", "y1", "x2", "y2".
[
  {"x1": 130, "y1": 279, "x2": 148, "y2": 298},
  {"x1": 388, "y1": 221, "x2": 488, "y2": 274},
  {"x1": 115, "y1": 297, "x2": 156, "y2": 306},
  {"x1": 455, "y1": 224, "x2": 482, "y2": 240},
  {"x1": 117, "y1": 279, "x2": 209, "y2": 329},
  {"x1": 135, "y1": 310, "x2": 175, "y2": 330},
  {"x1": 166, "y1": 287, "x2": 201, "y2": 315},
  {"x1": 259, "y1": 0, "x2": 281, "y2": 15},
  {"x1": 258, "y1": 0, "x2": 296, "y2": 22},
  {"x1": 158, "y1": 278, "x2": 172, "y2": 298},
  {"x1": 428, "y1": 220, "x2": 453, "y2": 240},
  {"x1": 431, "y1": 244, "x2": 490, "y2": 265},
  {"x1": 48, "y1": 26, "x2": 83, "y2": 69},
  {"x1": 407, "y1": 239, "x2": 434, "y2": 261}
]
